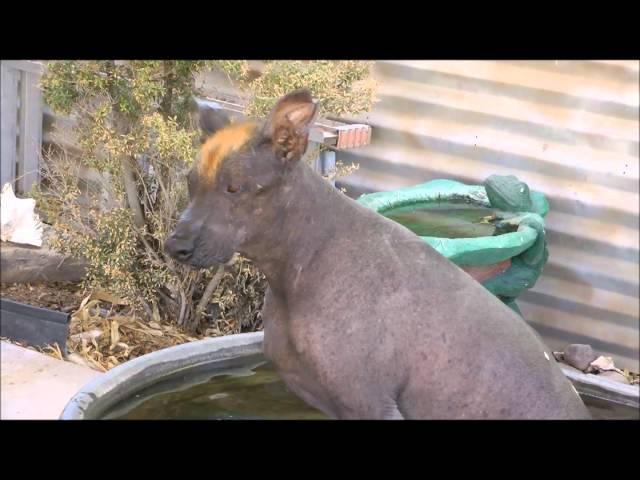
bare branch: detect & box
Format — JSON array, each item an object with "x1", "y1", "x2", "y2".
[{"x1": 194, "y1": 265, "x2": 226, "y2": 326}]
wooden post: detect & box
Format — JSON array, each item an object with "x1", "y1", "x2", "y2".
[
  {"x1": 16, "y1": 68, "x2": 43, "y2": 194},
  {"x1": 1, "y1": 62, "x2": 19, "y2": 189},
  {"x1": 1, "y1": 61, "x2": 44, "y2": 194}
]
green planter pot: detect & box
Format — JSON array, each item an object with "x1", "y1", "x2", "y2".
[{"x1": 356, "y1": 175, "x2": 550, "y2": 314}]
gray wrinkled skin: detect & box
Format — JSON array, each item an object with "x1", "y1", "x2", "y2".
[{"x1": 165, "y1": 90, "x2": 591, "y2": 420}]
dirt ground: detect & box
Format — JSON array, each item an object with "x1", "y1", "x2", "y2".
[
  {"x1": 1, "y1": 282, "x2": 84, "y2": 312},
  {"x1": 0, "y1": 281, "x2": 249, "y2": 372}
]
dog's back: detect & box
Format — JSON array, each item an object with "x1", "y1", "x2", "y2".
[{"x1": 283, "y1": 180, "x2": 591, "y2": 419}]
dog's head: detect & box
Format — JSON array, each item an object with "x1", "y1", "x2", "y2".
[{"x1": 164, "y1": 89, "x2": 318, "y2": 268}]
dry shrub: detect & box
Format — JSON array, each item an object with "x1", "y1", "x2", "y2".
[{"x1": 33, "y1": 60, "x2": 374, "y2": 346}]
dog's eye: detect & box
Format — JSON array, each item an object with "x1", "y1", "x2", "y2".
[{"x1": 226, "y1": 185, "x2": 239, "y2": 194}]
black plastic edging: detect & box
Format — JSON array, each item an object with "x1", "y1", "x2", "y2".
[{"x1": 0, "y1": 298, "x2": 70, "y2": 354}]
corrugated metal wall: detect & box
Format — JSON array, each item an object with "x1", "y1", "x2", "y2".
[{"x1": 338, "y1": 60, "x2": 639, "y2": 371}]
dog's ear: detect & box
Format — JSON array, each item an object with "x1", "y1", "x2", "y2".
[
  {"x1": 199, "y1": 106, "x2": 231, "y2": 142},
  {"x1": 263, "y1": 89, "x2": 319, "y2": 164}
]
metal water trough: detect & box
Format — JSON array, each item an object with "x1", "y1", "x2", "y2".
[{"x1": 60, "y1": 332, "x2": 639, "y2": 420}]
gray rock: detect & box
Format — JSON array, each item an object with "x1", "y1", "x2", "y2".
[{"x1": 563, "y1": 344, "x2": 598, "y2": 371}]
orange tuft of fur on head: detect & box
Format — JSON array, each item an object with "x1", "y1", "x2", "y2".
[{"x1": 199, "y1": 122, "x2": 257, "y2": 181}]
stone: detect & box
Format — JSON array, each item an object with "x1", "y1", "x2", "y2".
[{"x1": 563, "y1": 344, "x2": 598, "y2": 371}]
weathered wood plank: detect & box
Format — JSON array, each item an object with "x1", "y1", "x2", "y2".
[
  {"x1": 16, "y1": 70, "x2": 43, "y2": 193},
  {"x1": 1, "y1": 63, "x2": 19, "y2": 188},
  {"x1": 0, "y1": 240, "x2": 87, "y2": 284},
  {"x1": 2, "y1": 60, "x2": 44, "y2": 75}
]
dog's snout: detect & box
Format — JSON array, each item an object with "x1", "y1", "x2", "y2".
[{"x1": 164, "y1": 233, "x2": 194, "y2": 262}]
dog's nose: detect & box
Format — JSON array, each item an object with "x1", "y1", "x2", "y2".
[{"x1": 164, "y1": 234, "x2": 194, "y2": 262}]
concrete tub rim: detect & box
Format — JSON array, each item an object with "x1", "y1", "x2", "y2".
[
  {"x1": 59, "y1": 331, "x2": 264, "y2": 420},
  {"x1": 59, "y1": 329, "x2": 638, "y2": 419}
]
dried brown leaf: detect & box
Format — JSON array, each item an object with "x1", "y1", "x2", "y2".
[
  {"x1": 90, "y1": 289, "x2": 129, "y2": 306},
  {"x1": 110, "y1": 320, "x2": 120, "y2": 351}
]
